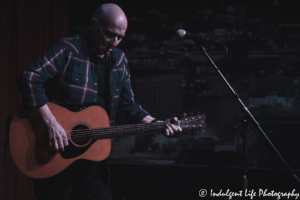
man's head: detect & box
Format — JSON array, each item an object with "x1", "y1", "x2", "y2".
[{"x1": 91, "y1": 3, "x2": 127, "y2": 58}]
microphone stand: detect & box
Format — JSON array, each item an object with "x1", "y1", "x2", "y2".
[{"x1": 198, "y1": 44, "x2": 300, "y2": 192}]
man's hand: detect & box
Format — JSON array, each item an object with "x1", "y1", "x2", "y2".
[
  {"x1": 45, "y1": 120, "x2": 69, "y2": 152},
  {"x1": 38, "y1": 104, "x2": 69, "y2": 152},
  {"x1": 141, "y1": 115, "x2": 182, "y2": 137},
  {"x1": 163, "y1": 117, "x2": 182, "y2": 137}
]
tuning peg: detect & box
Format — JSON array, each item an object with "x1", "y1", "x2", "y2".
[{"x1": 183, "y1": 113, "x2": 187, "y2": 117}]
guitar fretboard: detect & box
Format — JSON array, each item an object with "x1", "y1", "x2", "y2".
[{"x1": 91, "y1": 123, "x2": 166, "y2": 140}]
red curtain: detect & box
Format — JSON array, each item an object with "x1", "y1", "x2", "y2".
[{"x1": 0, "y1": 0, "x2": 68, "y2": 199}]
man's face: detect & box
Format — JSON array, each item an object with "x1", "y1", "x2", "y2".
[{"x1": 92, "y1": 18, "x2": 127, "y2": 58}]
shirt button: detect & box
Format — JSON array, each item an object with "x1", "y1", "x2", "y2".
[
  {"x1": 94, "y1": 83, "x2": 97, "y2": 85},
  {"x1": 117, "y1": 89, "x2": 119, "y2": 91}
]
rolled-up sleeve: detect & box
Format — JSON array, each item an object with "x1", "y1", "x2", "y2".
[{"x1": 17, "y1": 41, "x2": 68, "y2": 107}]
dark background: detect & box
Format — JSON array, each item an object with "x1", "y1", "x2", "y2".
[{"x1": 1, "y1": 0, "x2": 300, "y2": 199}]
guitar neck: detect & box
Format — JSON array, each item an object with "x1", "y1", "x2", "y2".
[{"x1": 91, "y1": 123, "x2": 166, "y2": 140}]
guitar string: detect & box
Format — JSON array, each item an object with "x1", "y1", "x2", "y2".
[
  {"x1": 67, "y1": 124, "x2": 198, "y2": 140},
  {"x1": 65, "y1": 123, "x2": 200, "y2": 140},
  {"x1": 64, "y1": 120, "x2": 200, "y2": 136},
  {"x1": 70, "y1": 129, "x2": 164, "y2": 140},
  {"x1": 57, "y1": 117, "x2": 202, "y2": 140},
  {"x1": 65, "y1": 123, "x2": 166, "y2": 134},
  {"x1": 68, "y1": 128, "x2": 196, "y2": 141},
  {"x1": 63, "y1": 117, "x2": 199, "y2": 133},
  {"x1": 65, "y1": 123, "x2": 167, "y2": 140},
  {"x1": 63, "y1": 119, "x2": 198, "y2": 136},
  {"x1": 69, "y1": 125, "x2": 165, "y2": 138}
]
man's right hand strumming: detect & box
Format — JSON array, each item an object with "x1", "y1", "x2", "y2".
[{"x1": 38, "y1": 104, "x2": 69, "y2": 152}]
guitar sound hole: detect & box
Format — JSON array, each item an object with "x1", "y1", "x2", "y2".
[{"x1": 70, "y1": 124, "x2": 91, "y2": 146}]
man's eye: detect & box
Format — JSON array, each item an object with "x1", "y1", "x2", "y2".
[
  {"x1": 105, "y1": 32, "x2": 123, "y2": 40},
  {"x1": 103, "y1": 31, "x2": 111, "y2": 37},
  {"x1": 106, "y1": 32, "x2": 115, "y2": 38}
]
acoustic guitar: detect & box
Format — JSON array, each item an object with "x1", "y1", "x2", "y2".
[{"x1": 9, "y1": 102, "x2": 206, "y2": 178}]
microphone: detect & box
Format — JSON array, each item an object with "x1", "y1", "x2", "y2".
[{"x1": 176, "y1": 29, "x2": 217, "y2": 45}]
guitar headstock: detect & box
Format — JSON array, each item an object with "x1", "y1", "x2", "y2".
[{"x1": 178, "y1": 114, "x2": 206, "y2": 133}]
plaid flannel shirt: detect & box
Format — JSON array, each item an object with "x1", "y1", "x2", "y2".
[{"x1": 17, "y1": 31, "x2": 149, "y2": 124}]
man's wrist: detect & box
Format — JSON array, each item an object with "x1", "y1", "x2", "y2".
[
  {"x1": 150, "y1": 118, "x2": 159, "y2": 123},
  {"x1": 141, "y1": 115, "x2": 155, "y2": 123},
  {"x1": 38, "y1": 104, "x2": 57, "y2": 125}
]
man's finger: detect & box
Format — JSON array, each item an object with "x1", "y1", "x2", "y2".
[
  {"x1": 170, "y1": 124, "x2": 178, "y2": 132},
  {"x1": 49, "y1": 140, "x2": 53, "y2": 149},
  {"x1": 177, "y1": 126, "x2": 182, "y2": 132},
  {"x1": 57, "y1": 136, "x2": 64, "y2": 151},
  {"x1": 165, "y1": 128, "x2": 170, "y2": 136},
  {"x1": 61, "y1": 130, "x2": 69, "y2": 146},
  {"x1": 63, "y1": 138, "x2": 69, "y2": 146},
  {"x1": 166, "y1": 124, "x2": 174, "y2": 135},
  {"x1": 53, "y1": 139, "x2": 59, "y2": 152},
  {"x1": 172, "y1": 124, "x2": 182, "y2": 132},
  {"x1": 170, "y1": 117, "x2": 178, "y2": 125}
]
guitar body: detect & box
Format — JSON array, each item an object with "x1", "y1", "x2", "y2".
[{"x1": 9, "y1": 102, "x2": 111, "y2": 179}]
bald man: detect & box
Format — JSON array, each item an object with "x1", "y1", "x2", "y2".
[{"x1": 17, "y1": 3, "x2": 181, "y2": 200}]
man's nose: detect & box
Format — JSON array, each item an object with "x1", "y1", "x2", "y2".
[{"x1": 111, "y1": 36, "x2": 120, "y2": 47}]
